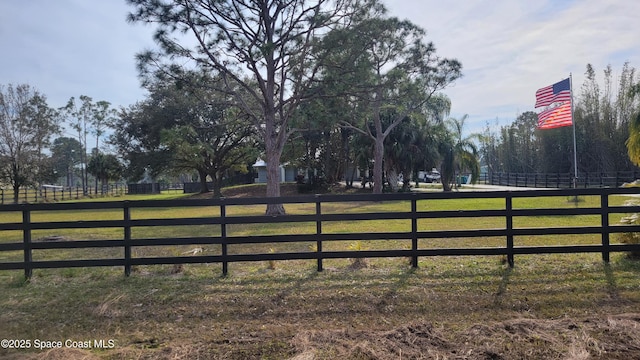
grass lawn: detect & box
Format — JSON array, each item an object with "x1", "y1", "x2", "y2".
[{"x1": 1, "y1": 186, "x2": 639, "y2": 359}]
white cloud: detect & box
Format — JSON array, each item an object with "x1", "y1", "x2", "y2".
[
  {"x1": 0, "y1": 0, "x2": 638, "y2": 137},
  {"x1": 0, "y1": 0, "x2": 155, "y2": 109},
  {"x1": 385, "y1": 0, "x2": 640, "y2": 133}
]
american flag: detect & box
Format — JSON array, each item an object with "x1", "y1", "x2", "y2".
[
  {"x1": 537, "y1": 100, "x2": 572, "y2": 129},
  {"x1": 535, "y1": 78, "x2": 571, "y2": 108}
]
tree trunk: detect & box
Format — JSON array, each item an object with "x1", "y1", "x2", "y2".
[
  {"x1": 347, "y1": 165, "x2": 356, "y2": 188},
  {"x1": 198, "y1": 169, "x2": 209, "y2": 193},
  {"x1": 402, "y1": 171, "x2": 411, "y2": 191},
  {"x1": 13, "y1": 183, "x2": 20, "y2": 204},
  {"x1": 372, "y1": 136, "x2": 384, "y2": 194},
  {"x1": 82, "y1": 153, "x2": 88, "y2": 196},
  {"x1": 211, "y1": 172, "x2": 223, "y2": 198},
  {"x1": 264, "y1": 110, "x2": 286, "y2": 215},
  {"x1": 441, "y1": 162, "x2": 453, "y2": 192},
  {"x1": 11, "y1": 163, "x2": 20, "y2": 204},
  {"x1": 265, "y1": 147, "x2": 285, "y2": 215},
  {"x1": 441, "y1": 177, "x2": 452, "y2": 192},
  {"x1": 387, "y1": 168, "x2": 399, "y2": 192}
]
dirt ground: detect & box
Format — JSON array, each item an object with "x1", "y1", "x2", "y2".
[
  {"x1": 14, "y1": 313, "x2": 640, "y2": 359},
  {"x1": 290, "y1": 313, "x2": 640, "y2": 359}
]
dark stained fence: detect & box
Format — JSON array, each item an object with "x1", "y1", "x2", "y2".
[
  {"x1": 486, "y1": 171, "x2": 640, "y2": 188},
  {"x1": 1, "y1": 188, "x2": 640, "y2": 280},
  {"x1": 0, "y1": 184, "x2": 128, "y2": 204},
  {"x1": 127, "y1": 183, "x2": 161, "y2": 194},
  {"x1": 0, "y1": 181, "x2": 253, "y2": 204}
]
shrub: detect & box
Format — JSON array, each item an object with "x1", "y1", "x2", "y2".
[
  {"x1": 348, "y1": 241, "x2": 368, "y2": 269},
  {"x1": 267, "y1": 248, "x2": 276, "y2": 270}
]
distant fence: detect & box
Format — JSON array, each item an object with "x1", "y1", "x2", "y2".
[
  {"x1": 0, "y1": 184, "x2": 128, "y2": 204},
  {"x1": 127, "y1": 183, "x2": 161, "y2": 195},
  {"x1": 1, "y1": 187, "x2": 640, "y2": 280},
  {"x1": 0, "y1": 184, "x2": 180, "y2": 204},
  {"x1": 0, "y1": 174, "x2": 257, "y2": 204},
  {"x1": 485, "y1": 171, "x2": 640, "y2": 188}
]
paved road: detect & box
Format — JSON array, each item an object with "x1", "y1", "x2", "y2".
[{"x1": 350, "y1": 181, "x2": 549, "y2": 192}]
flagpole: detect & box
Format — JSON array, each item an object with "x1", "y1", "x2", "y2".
[{"x1": 570, "y1": 73, "x2": 578, "y2": 188}]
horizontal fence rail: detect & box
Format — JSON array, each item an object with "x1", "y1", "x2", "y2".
[
  {"x1": 0, "y1": 184, "x2": 135, "y2": 205},
  {"x1": 485, "y1": 171, "x2": 640, "y2": 188},
  {"x1": 1, "y1": 188, "x2": 640, "y2": 279},
  {"x1": 0, "y1": 178, "x2": 257, "y2": 205},
  {"x1": 0, "y1": 184, "x2": 185, "y2": 205}
]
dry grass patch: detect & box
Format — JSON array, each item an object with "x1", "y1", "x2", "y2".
[
  {"x1": 2, "y1": 189, "x2": 640, "y2": 359},
  {"x1": 291, "y1": 314, "x2": 640, "y2": 360},
  {"x1": 1, "y1": 254, "x2": 640, "y2": 359}
]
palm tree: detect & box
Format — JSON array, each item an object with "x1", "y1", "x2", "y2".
[
  {"x1": 87, "y1": 152, "x2": 123, "y2": 194},
  {"x1": 440, "y1": 115, "x2": 480, "y2": 191},
  {"x1": 384, "y1": 94, "x2": 451, "y2": 191}
]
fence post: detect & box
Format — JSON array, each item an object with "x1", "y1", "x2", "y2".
[
  {"x1": 123, "y1": 202, "x2": 132, "y2": 276},
  {"x1": 505, "y1": 195, "x2": 514, "y2": 268},
  {"x1": 584, "y1": 173, "x2": 588, "y2": 189},
  {"x1": 315, "y1": 195, "x2": 323, "y2": 272},
  {"x1": 220, "y1": 200, "x2": 228, "y2": 276},
  {"x1": 22, "y1": 207, "x2": 33, "y2": 280},
  {"x1": 601, "y1": 192, "x2": 610, "y2": 263},
  {"x1": 411, "y1": 194, "x2": 418, "y2": 268}
]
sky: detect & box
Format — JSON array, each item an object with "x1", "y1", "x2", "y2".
[{"x1": 1, "y1": 0, "x2": 639, "y2": 135}]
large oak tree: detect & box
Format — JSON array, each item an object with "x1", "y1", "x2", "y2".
[
  {"x1": 127, "y1": 0, "x2": 371, "y2": 214},
  {"x1": 112, "y1": 74, "x2": 258, "y2": 196}
]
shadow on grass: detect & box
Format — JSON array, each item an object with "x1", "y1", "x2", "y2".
[
  {"x1": 603, "y1": 263, "x2": 620, "y2": 300},
  {"x1": 376, "y1": 267, "x2": 416, "y2": 312},
  {"x1": 495, "y1": 266, "x2": 513, "y2": 298},
  {"x1": 271, "y1": 269, "x2": 319, "y2": 305},
  {"x1": 616, "y1": 255, "x2": 640, "y2": 272}
]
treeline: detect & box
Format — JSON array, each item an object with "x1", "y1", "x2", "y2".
[
  {"x1": 122, "y1": 0, "x2": 477, "y2": 212},
  {"x1": 0, "y1": 84, "x2": 123, "y2": 203},
  {"x1": 100, "y1": 0, "x2": 481, "y2": 197},
  {"x1": 481, "y1": 63, "x2": 640, "y2": 175},
  {"x1": 2, "y1": 0, "x2": 484, "y2": 205}
]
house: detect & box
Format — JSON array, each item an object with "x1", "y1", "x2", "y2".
[{"x1": 252, "y1": 159, "x2": 299, "y2": 183}]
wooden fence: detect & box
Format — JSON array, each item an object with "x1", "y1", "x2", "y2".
[
  {"x1": 0, "y1": 185, "x2": 128, "y2": 204},
  {"x1": 485, "y1": 171, "x2": 640, "y2": 188},
  {"x1": 1, "y1": 188, "x2": 640, "y2": 280}
]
